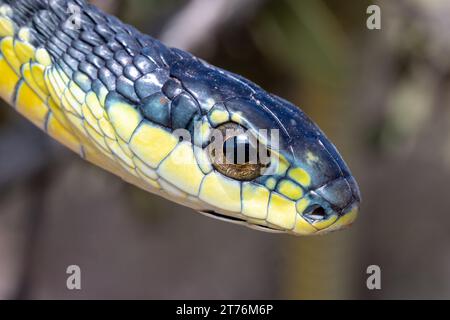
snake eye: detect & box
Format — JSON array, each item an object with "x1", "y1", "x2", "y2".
[{"x1": 208, "y1": 123, "x2": 270, "y2": 181}]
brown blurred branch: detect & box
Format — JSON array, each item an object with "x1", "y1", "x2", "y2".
[{"x1": 0, "y1": 126, "x2": 52, "y2": 190}]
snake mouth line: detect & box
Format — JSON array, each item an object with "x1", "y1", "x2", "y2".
[
  {"x1": 200, "y1": 210, "x2": 246, "y2": 223},
  {"x1": 199, "y1": 210, "x2": 285, "y2": 233}
]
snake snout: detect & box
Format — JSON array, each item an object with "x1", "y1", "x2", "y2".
[
  {"x1": 315, "y1": 176, "x2": 361, "y2": 215},
  {"x1": 299, "y1": 176, "x2": 360, "y2": 233}
]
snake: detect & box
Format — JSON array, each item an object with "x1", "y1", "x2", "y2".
[{"x1": 0, "y1": 0, "x2": 361, "y2": 235}]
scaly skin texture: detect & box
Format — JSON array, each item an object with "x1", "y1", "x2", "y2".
[{"x1": 0, "y1": 0, "x2": 361, "y2": 235}]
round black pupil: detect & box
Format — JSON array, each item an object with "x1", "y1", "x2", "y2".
[{"x1": 223, "y1": 137, "x2": 251, "y2": 164}]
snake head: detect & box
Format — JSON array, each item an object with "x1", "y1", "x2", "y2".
[
  {"x1": 148, "y1": 55, "x2": 362, "y2": 235},
  {"x1": 0, "y1": 0, "x2": 359, "y2": 236}
]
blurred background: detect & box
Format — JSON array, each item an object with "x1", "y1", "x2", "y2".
[{"x1": 1, "y1": 0, "x2": 450, "y2": 299}]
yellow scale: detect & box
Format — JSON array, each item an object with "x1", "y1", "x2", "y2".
[
  {"x1": 0, "y1": 7, "x2": 346, "y2": 234},
  {"x1": 0, "y1": 12, "x2": 138, "y2": 188}
]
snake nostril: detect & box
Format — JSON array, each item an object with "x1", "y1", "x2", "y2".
[
  {"x1": 312, "y1": 206, "x2": 326, "y2": 218},
  {"x1": 304, "y1": 205, "x2": 327, "y2": 220}
]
